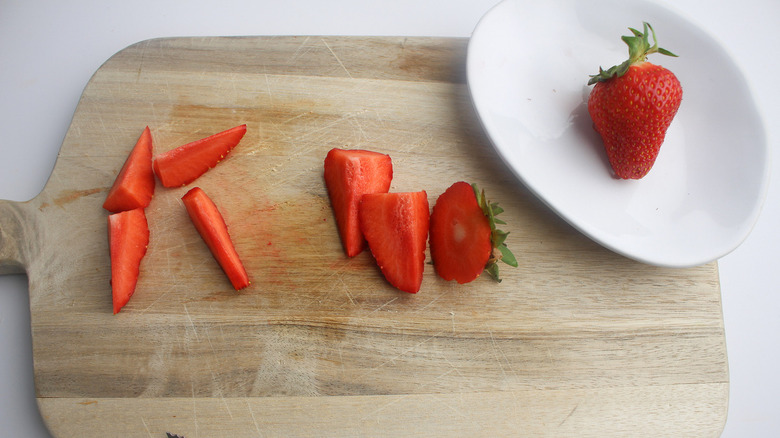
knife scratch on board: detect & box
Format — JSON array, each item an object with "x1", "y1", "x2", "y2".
[
  {"x1": 361, "y1": 334, "x2": 440, "y2": 378},
  {"x1": 486, "y1": 326, "x2": 510, "y2": 379},
  {"x1": 414, "y1": 291, "x2": 444, "y2": 313},
  {"x1": 246, "y1": 400, "x2": 264, "y2": 436},
  {"x1": 559, "y1": 403, "x2": 580, "y2": 427},
  {"x1": 346, "y1": 115, "x2": 369, "y2": 142},
  {"x1": 183, "y1": 304, "x2": 199, "y2": 341},
  {"x1": 321, "y1": 38, "x2": 353, "y2": 79},
  {"x1": 140, "y1": 417, "x2": 152, "y2": 437},
  {"x1": 216, "y1": 385, "x2": 234, "y2": 421},
  {"x1": 288, "y1": 35, "x2": 312, "y2": 64},
  {"x1": 344, "y1": 289, "x2": 357, "y2": 306},
  {"x1": 189, "y1": 381, "x2": 200, "y2": 435},
  {"x1": 263, "y1": 73, "x2": 274, "y2": 105},
  {"x1": 450, "y1": 311, "x2": 455, "y2": 334},
  {"x1": 441, "y1": 354, "x2": 466, "y2": 379},
  {"x1": 369, "y1": 296, "x2": 398, "y2": 314}
]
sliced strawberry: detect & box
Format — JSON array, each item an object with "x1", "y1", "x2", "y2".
[
  {"x1": 153, "y1": 124, "x2": 247, "y2": 187},
  {"x1": 359, "y1": 191, "x2": 429, "y2": 293},
  {"x1": 108, "y1": 208, "x2": 149, "y2": 314},
  {"x1": 181, "y1": 187, "x2": 249, "y2": 290},
  {"x1": 430, "y1": 182, "x2": 517, "y2": 284},
  {"x1": 103, "y1": 126, "x2": 155, "y2": 213},
  {"x1": 324, "y1": 148, "x2": 393, "y2": 257},
  {"x1": 429, "y1": 182, "x2": 492, "y2": 284}
]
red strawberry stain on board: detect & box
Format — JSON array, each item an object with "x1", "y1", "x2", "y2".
[{"x1": 48, "y1": 187, "x2": 105, "y2": 209}]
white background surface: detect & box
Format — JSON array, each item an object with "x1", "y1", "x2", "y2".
[{"x1": 1, "y1": 0, "x2": 777, "y2": 436}]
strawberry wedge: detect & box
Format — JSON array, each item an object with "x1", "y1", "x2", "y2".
[
  {"x1": 153, "y1": 124, "x2": 247, "y2": 188},
  {"x1": 359, "y1": 191, "x2": 429, "y2": 293},
  {"x1": 108, "y1": 208, "x2": 150, "y2": 314},
  {"x1": 324, "y1": 148, "x2": 393, "y2": 257},
  {"x1": 103, "y1": 126, "x2": 155, "y2": 213},
  {"x1": 181, "y1": 187, "x2": 249, "y2": 290}
]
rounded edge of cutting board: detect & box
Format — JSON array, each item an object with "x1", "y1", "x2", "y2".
[{"x1": 0, "y1": 200, "x2": 36, "y2": 275}]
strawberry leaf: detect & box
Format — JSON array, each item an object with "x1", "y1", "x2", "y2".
[
  {"x1": 628, "y1": 27, "x2": 644, "y2": 38},
  {"x1": 470, "y1": 183, "x2": 518, "y2": 282},
  {"x1": 485, "y1": 262, "x2": 502, "y2": 283},
  {"x1": 499, "y1": 244, "x2": 518, "y2": 267},
  {"x1": 492, "y1": 228, "x2": 509, "y2": 248},
  {"x1": 588, "y1": 21, "x2": 678, "y2": 85}
]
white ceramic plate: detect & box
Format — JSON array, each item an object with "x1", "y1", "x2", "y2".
[{"x1": 467, "y1": 0, "x2": 770, "y2": 267}]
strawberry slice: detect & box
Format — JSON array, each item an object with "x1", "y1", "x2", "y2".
[
  {"x1": 324, "y1": 148, "x2": 393, "y2": 257},
  {"x1": 108, "y1": 208, "x2": 149, "y2": 314},
  {"x1": 359, "y1": 191, "x2": 429, "y2": 293},
  {"x1": 429, "y1": 182, "x2": 491, "y2": 284},
  {"x1": 153, "y1": 124, "x2": 247, "y2": 188},
  {"x1": 103, "y1": 126, "x2": 155, "y2": 213},
  {"x1": 181, "y1": 187, "x2": 249, "y2": 290},
  {"x1": 429, "y1": 182, "x2": 517, "y2": 284}
]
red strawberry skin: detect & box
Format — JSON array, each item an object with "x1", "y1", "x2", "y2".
[
  {"x1": 324, "y1": 148, "x2": 393, "y2": 257},
  {"x1": 359, "y1": 191, "x2": 429, "y2": 293},
  {"x1": 429, "y1": 182, "x2": 492, "y2": 284},
  {"x1": 182, "y1": 187, "x2": 249, "y2": 290},
  {"x1": 108, "y1": 208, "x2": 149, "y2": 314},
  {"x1": 153, "y1": 124, "x2": 247, "y2": 187},
  {"x1": 103, "y1": 126, "x2": 155, "y2": 213},
  {"x1": 588, "y1": 62, "x2": 682, "y2": 179}
]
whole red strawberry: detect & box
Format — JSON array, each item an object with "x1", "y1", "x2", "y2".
[{"x1": 587, "y1": 22, "x2": 682, "y2": 179}]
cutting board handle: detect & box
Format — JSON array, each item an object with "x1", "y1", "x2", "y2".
[{"x1": 0, "y1": 199, "x2": 29, "y2": 275}]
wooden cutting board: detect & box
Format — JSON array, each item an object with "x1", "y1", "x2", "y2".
[{"x1": 0, "y1": 36, "x2": 727, "y2": 437}]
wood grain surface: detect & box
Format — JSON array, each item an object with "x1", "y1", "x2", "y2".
[{"x1": 0, "y1": 36, "x2": 727, "y2": 437}]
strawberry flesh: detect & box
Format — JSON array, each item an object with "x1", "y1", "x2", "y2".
[
  {"x1": 108, "y1": 208, "x2": 149, "y2": 314},
  {"x1": 429, "y1": 181, "x2": 492, "y2": 284},
  {"x1": 153, "y1": 124, "x2": 247, "y2": 187},
  {"x1": 359, "y1": 191, "x2": 429, "y2": 293},
  {"x1": 182, "y1": 187, "x2": 249, "y2": 290},
  {"x1": 324, "y1": 148, "x2": 393, "y2": 257},
  {"x1": 103, "y1": 126, "x2": 155, "y2": 213}
]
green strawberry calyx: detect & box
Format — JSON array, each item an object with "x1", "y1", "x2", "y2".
[
  {"x1": 587, "y1": 22, "x2": 678, "y2": 85},
  {"x1": 472, "y1": 183, "x2": 518, "y2": 282}
]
